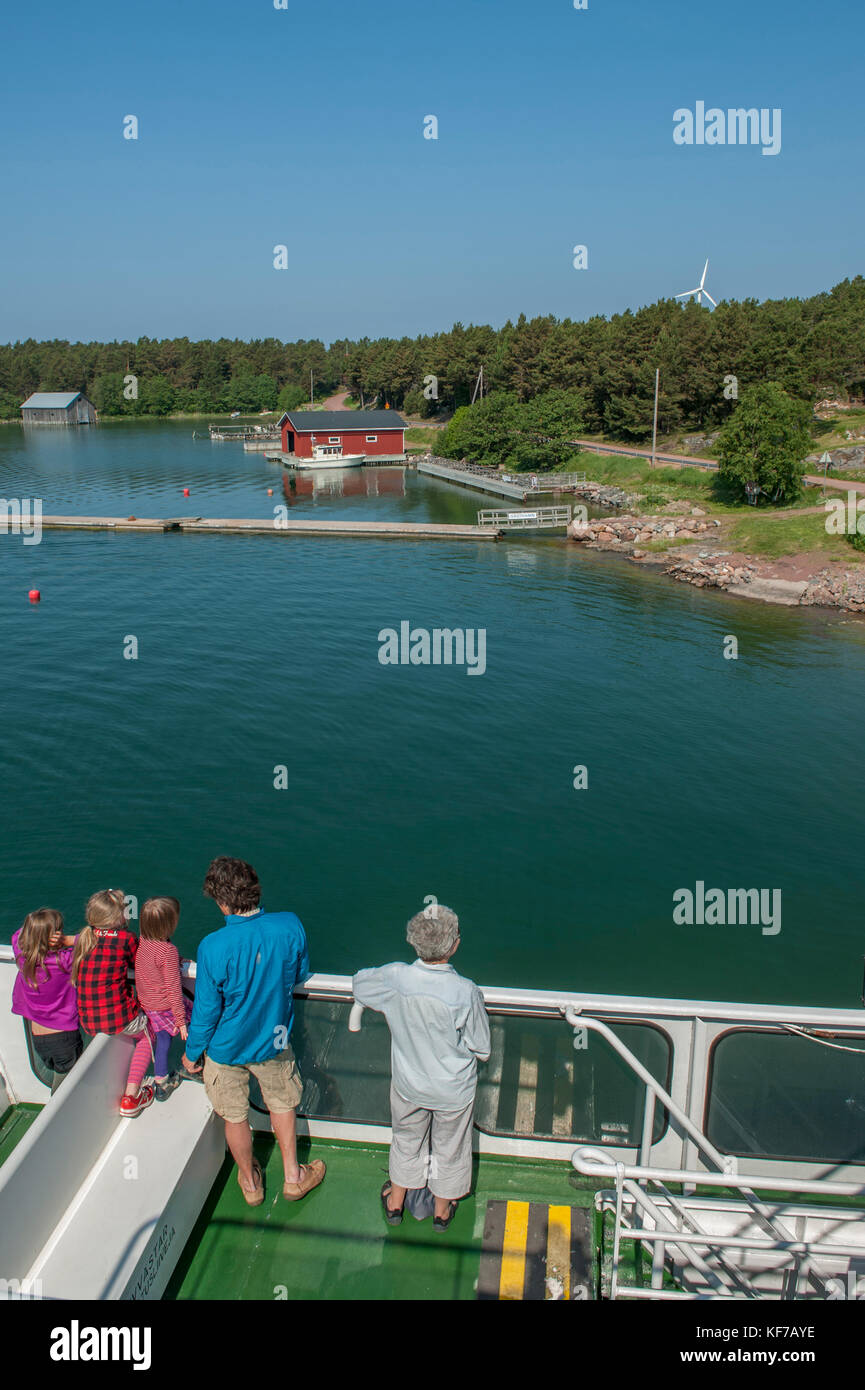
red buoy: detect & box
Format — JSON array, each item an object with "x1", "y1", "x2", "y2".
[
  {"x1": 28, "y1": 590, "x2": 41, "y2": 603},
  {"x1": 183, "y1": 487, "x2": 190, "y2": 497}
]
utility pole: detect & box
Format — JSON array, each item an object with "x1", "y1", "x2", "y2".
[
  {"x1": 471, "y1": 365, "x2": 485, "y2": 404},
  {"x1": 310, "y1": 368, "x2": 314, "y2": 408},
  {"x1": 651, "y1": 368, "x2": 660, "y2": 468}
]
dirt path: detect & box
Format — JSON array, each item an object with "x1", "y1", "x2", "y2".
[
  {"x1": 803, "y1": 474, "x2": 865, "y2": 493},
  {"x1": 575, "y1": 438, "x2": 865, "y2": 494},
  {"x1": 321, "y1": 390, "x2": 352, "y2": 411}
]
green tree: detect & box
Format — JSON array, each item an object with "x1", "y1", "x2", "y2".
[
  {"x1": 137, "y1": 375, "x2": 175, "y2": 417},
  {"x1": 277, "y1": 382, "x2": 306, "y2": 412},
  {"x1": 0, "y1": 388, "x2": 21, "y2": 419},
  {"x1": 90, "y1": 372, "x2": 129, "y2": 416},
  {"x1": 717, "y1": 382, "x2": 812, "y2": 505},
  {"x1": 438, "y1": 389, "x2": 583, "y2": 471},
  {"x1": 438, "y1": 393, "x2": 519, "y2": 467}
]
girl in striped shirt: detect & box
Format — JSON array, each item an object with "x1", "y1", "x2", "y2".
[{"x1": 136, "y1": 897, "x2": 191, "y2": 1101}]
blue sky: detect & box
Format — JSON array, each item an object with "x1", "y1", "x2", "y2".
[{"x1": 1, "y1": 0, "x2": 861, "y2": 343}]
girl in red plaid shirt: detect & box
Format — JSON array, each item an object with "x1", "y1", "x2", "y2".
[{"x1": 71, "y1": 889, "x2": 155, "y2": 1118}]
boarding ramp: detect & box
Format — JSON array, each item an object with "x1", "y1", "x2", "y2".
[
  {"x1": 478, "y1": 505, "x2": 572, "y2": 530},
  {"x1": 0, "y1": 1030, "x2": 222, "y2": 1300}
]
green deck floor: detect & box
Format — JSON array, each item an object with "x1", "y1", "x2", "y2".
[
  {"x1": 166, "y1": 1135, "x2": 594, "y2": 1301},
  {"x1": 0, "y1": 1103, "x2": 42, "y2": 1167}
]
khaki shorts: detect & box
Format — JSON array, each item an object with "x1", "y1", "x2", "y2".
[{"x1": 203, "y1": 1047, "x2": 303, "y2": 1124}]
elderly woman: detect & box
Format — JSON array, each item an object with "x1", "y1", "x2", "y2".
[{"x1": 352, "y1": 905, "x2": 490, "y2": 1232}]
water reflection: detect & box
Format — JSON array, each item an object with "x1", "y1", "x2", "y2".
[{"x1": 282, "y1": 466, "x2": 406, "y2": 504}]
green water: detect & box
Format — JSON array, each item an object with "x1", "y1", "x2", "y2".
[{"x1": 2, "y1": 421, "x2": 864, "y2": 1007}]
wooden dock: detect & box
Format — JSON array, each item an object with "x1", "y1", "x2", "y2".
[
  {"x1": 197, "y1": 425, "x2": 282, "y2": 444},
  {"x1": 38, "y1": 516, "x2": 500, "y2": 542},
  {"x1": 416, "y1": 459, "x2": 529, "y2": 499}
]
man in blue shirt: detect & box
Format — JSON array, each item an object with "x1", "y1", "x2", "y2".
[{"x1": 182, "y1": 857, "x2": 325, "y2": 1206}]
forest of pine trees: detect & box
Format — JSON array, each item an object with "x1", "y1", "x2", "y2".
[{"x1": 1, "y1": 277, "x2": 862, "y2": 443}]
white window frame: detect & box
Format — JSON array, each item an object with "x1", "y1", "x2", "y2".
[
  {"x1": 328, "y1": 435, "x2": 341, "y2": 444},
  {"x1": 366, "y1": 435, "x2": 378, "y2": 442}
]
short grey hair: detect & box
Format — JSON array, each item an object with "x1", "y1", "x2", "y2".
[{"x1": 406, "y1": 904, "x2": 459, "y2": 962}]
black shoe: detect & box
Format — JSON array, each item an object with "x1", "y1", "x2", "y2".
[
  {"x1": 381, "y1": 1182, "x2": 404, "y2": 1226},
  {"x1": 433, "y1": 1201, "x2": 458, "y2": 1232},
  {"x1": 155, "y1": 1073, "x2": 182, "y2": 1102}
]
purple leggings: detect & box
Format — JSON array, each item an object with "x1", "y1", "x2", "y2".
[{"x1": 153, "y1": 1029, "x2": 173, "y2": 1077}]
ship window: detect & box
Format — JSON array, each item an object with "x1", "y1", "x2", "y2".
[
  {"x1": 366, "y1": 435, "x2": 377, "y2": 442},
  {"x1": 706, "y1": 1028, "x2": 865, "y2": 1163},
  {"x1": 280, "y1": 999, "x2": 670, "y2": 1146},
  {"x1": 474, "y1": 1016, "x2": 671, "y2": 1145}
]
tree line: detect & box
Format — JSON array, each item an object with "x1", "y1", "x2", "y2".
[{"x1": 1, "y1": 276, "x2": 863, "y2": 435}]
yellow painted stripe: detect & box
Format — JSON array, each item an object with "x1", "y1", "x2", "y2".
[
  {"x1": 499, "y1": 1201, "x2": 530, "y2": 1300},
  {"x1": 545, "y1": 1205, "x2": 572, "y2": 1300}
]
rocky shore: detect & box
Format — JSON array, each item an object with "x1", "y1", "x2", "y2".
[
  {"x1": 568, "y1": 511, "x2": 865, "y2": 613},
  {"x1": 569, "y1": 508, "x2": 722, "y2": 552},
  {"x1": 572, "y1": 479, "x2": 632, "y2": 509}
]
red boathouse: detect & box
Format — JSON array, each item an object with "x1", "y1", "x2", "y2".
[{"x1": 278, "y1": 410, "x2": 407, "y2": 463}]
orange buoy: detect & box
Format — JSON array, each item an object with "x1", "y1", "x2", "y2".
[
  {"x1": 267, "y1": 488, "x2": 273, "y2": 495},
  {"x1": 28, "y1": 590, "x2": 40, "y2": 603}
]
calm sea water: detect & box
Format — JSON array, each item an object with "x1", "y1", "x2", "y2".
[{"x1": 2, "y1": 421, "x2": 864, "y2": 1007}]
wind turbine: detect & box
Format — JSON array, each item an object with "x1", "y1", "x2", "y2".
[{"x1": 676, "y1": 259, "x2": 717, "y2": 308}]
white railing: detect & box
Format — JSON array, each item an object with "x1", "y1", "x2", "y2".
[
  {"x1": 560, "y1": 1004, "x2": 865, "y2": 1299},
  {"x1": 477, "y1": 505, "x2": 573, "y2": 529},
  {"x1": 574, "y1": 1147, "x2": 865, "y2": 1300},
  {"x1": 501, "y1": 471, "x2": 587, "y2": 488}
]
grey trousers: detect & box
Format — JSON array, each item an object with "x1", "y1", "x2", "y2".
[{"x1": 388, "y1": 1083, "x2": 475, "y2": 1200}]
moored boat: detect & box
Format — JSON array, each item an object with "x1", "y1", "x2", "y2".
[{"x1": 293, "y1": 443, "x2": 365, "y2": 469}]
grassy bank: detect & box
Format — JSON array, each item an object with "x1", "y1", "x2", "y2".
[
  {"x1": 405, "y1": 426, "x2": 441, "y2": 452},
  {"x1": 573, "y1": 452, "x2": 827, "y2": 517},
  {"x1": 725, "y1": 510, "x2": 860, "y2": 560}
]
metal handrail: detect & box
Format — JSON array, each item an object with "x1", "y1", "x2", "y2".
[
  {"x1": 579, "y1": 1147, "x2": 865, "y2": 1299},
  {"x1": 599, "y1": 1177, "x2": 861, "y2": 1301},
  {"x1": 562, "y1": 1006, "x2": 733, "y2": 1174},
  {"x1": 573, "y1": 1148, "x2": 865, "y2": 1199},
  {"x1": 562, "y1": 1009, "x2": 857, "y2": 1295}
]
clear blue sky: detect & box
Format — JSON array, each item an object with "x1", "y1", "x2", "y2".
[{"x1": 1, "y1": 0, "x2": 861, "y2": 344}]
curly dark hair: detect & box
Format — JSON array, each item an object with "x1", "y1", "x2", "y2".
[{"x1": 202, "y1": 857, "x2": 261, "y2": 914}]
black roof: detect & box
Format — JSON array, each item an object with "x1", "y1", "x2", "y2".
[{"x1": 279, "y1": 410, "x2": 406, "y2": 432}]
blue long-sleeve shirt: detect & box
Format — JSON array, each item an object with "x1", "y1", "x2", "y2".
[{"x1": 186, "y1": 908, "x2": 310, "y2": 1066}]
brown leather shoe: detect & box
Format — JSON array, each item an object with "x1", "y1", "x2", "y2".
[
  {"x1": 238, "y1": 1161, "x2": 264, "y2": 1207},
  {"x1": 282, "y1": 1160, "x2": 326, "y2": 1201}
]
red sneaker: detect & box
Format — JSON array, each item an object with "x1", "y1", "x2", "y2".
[{"x1": 120, "y1": 1085, "x2": 154, "y2": 1118}]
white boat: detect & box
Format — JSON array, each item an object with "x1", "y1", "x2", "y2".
[{"x1": 293, "y1": 444, "x2": 365, "y2": 470}]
